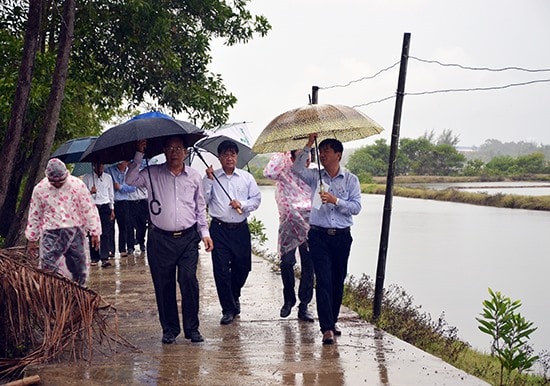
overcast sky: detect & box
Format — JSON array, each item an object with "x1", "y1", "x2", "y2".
[{"x1": 207, "y1": 0, "x2": 550, "y2": 149}]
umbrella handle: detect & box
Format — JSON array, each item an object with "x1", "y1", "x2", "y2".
[
  {"x1": 314, "y1": 137, "x2": 324, "y2": 194},
  {"x1": 145, "y1": 159, "x2": 162, "y2": 215},
  {"x1": 149, "y1": 199, "x2": 161, "y2": 216},
  {"x1": 192, "y1": 147, "x2": 243, "y2": 215}
]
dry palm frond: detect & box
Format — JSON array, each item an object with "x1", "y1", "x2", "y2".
[{"x1": 0, "y1": 247, "x2": 136, "y2": 380}]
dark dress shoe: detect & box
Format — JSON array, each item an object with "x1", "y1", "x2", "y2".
[
  {"x1": 161, "y1": 332, "x2": 176, "y2": 344},
  {"x1": 333, "y1": 324, "x2": 342, "y2": 336},
  {"x1": 220, "y1": 313, "x2": 234, "y2": 325},
  {"x1": 280, "y1": 302, "x2": 294, "y2": 318},
  {"x1": 322, "y1": 330, "x2": 335, "y2": 345},
  {"x1": 185, "y1": 331, "x2": 204, "y2": 343},
  {"x1": 298, "y1": 309, "x2": 315, "y2": 322},
  {"x1": 235, "y1": 299, "x2": 241, "y2": 315}
]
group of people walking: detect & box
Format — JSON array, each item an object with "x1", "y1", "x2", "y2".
[{"x1": 25, "y1": 132, "x2": 361, "y2": 346}]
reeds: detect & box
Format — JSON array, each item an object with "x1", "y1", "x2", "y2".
[{"x1": 0, "y1": 247, "x2": 135, "y2": 380}]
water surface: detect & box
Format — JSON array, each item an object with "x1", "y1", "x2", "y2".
[{"x1": 255, "y1": 185, "x2": 550, "y2": 354}]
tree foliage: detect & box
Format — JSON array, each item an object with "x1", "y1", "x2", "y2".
[
  {"x1": 0, "y1": 0, "x2": 272, "y2": 245},
  {"x1": 347, "y1": 132, "x2": 466, "y2": 177},
  {"x1": 484, "y1": 153, "x2": 549, "y2": 176}
]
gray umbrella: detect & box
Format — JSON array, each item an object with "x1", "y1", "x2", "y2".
[
  {"x1": 190, "y1": 122, "x2": 256, "y2": 169},
  {"x1": 50, "y1": 136, "x2": 97, "y2": 164}
]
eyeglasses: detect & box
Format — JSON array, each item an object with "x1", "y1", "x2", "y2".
[
  {"x1": 166, "y1": 146, "x2": 186, "y2": 153},
  {"x1": 219, "y1": 152, "x2": 237, "y2": 159}
]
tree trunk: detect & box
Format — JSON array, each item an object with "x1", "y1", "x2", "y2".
[
  {"x1": 0, "y1": 0, "x2": 42, "y2": 220},
  {"x1": 5, "y1": 0, "x2": 76, "y2": 247}
]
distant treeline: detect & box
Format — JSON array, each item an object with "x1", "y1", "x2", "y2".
[
  {"x1": 246, "y1": 131, "x2": 550, "y2": 183},
  {"x1": 464, "y1": 138, "x2": 550, "y2": 162}
]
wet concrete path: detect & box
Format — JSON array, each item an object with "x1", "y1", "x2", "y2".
[{"x1": 26, "y1": 250, "x2": 489, "y2": 385}]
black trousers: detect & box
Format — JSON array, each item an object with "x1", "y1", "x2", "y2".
[
  {"x1": 280, "y1": 242, "x2": 314, "y2": 309},
  {"x1": 307, "y1": 227, "x2": 352, "y2": 333},
  {"x1": 209, "y1": 220, "x2": 251, "y2": 315},
  {"x1": 90, "y1": 204, "x2": 113, "y2": 262},
  {"x1": 147, "y1": 225, "x2": 201, "y2": 337},
  {"x1": 114, "y1": 200, "x2": 133, "y2": 253},
  {"x1": 129, "y1": 199, "x2": 148, "y2": 249}
]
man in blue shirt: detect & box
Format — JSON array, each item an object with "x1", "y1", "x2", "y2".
[
  {"x1": 293, "y1": 133, "x2": 362, "y2": 345},
  {"x1": 107, "y1": 161, "x2": 136, "y2": 256}
]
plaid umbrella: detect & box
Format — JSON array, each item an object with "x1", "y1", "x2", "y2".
[{"x1": 252, "y1": 104, "x2": 384, "y2": 153}]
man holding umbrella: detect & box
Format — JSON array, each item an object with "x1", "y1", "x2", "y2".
[
  {"x1": 203, "y1": 140, "x2": 261, "y2": 325},
  {"x1": 292, "y1": 133, "x2": 362, "y2": 345},
  {"x1": 126, "y1": 135, "x2": 213, "y2": 344}
]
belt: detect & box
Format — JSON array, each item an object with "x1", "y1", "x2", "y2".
[
  {"x1": 310, "y1": 225, "x2": 350, "y2": 236},
  {"x1": 96, "y1": 203, "x2": 110, "y2": 209},
  {"x1": 211, "y1": 218, "x2": 247, "y2": 230},
  {"x1": 151, "y1": 223, "x2": 196, "y2": 238}
]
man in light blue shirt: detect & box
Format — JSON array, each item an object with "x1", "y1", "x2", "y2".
[
  {"x1": 107, "y1": 161, "x2": 136, "y2": 256},
  {"x1": 203, "y1": 140, "x2": 261, "y2": 325},
  {"x1": 293, "y1": 133, "x2": 362, "y2": 345}
]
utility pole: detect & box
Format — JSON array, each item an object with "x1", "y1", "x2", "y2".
[{"x1": 373, "y1": 32, "x2": 411, "y2": 320}]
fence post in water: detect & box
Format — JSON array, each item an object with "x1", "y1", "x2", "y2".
[{"x1": 373, "y1": 32, "x2": 411, "y2": 320}]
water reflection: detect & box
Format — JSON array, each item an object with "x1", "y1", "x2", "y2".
[
  {"x1": 374, "y1": 328, "x2": 390, "y2": 385},
  {"x1": 318, "y1": 344, "x2": 344, "y2": 385},
  {"x1": 156, "y1": 345, "x2": 201, "y2": 384},
  {"x1": 281, "y1": 323, "x2": 318, "y2": 384}
]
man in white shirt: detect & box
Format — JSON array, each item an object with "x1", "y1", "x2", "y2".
[
  {"x1": 82, "y1": 162, "x2": 115, "y2": 267},
  {"x1": 203, "y1": 140, "x2": 261, "y2": 325}
]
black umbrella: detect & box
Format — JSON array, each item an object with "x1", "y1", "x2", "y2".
[
  {"x1": 80, "y1": 111, "x2": 206, "y2": 164},
  {"x1": 50, "y1": 136, "x2": 97, "y2": 164},
  {"x1": 80, "y1": 111, "x2": 206, "y2": 216}
]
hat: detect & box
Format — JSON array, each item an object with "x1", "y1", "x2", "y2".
[{"x1": 46, "y1": 158, "x2": 69, "y2": 182}]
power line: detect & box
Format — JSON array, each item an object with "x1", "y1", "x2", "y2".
[
  {"x1": 409, "y1": 56, "x2": 550, "y2": 73},
  {"x1": 319, "y1": 61, "x2": 400, "y2": 89},
  {"x1": 320, "y1": 56, "x2": 550, "y2": 108},
  {"x1": 353, "y1": 95, "x2": 395, "y2": 108},
  {"x1": 406, "y1": 79, "x2": 550, "y2": 96},
  {"x1": 353, "y1": 78, "x2": 550, "y2": 108}
]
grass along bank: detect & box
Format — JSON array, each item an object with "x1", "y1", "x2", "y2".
[
  {"x1": 259, "y1": 175, "x2": 550, "y2": 212},
  {"x1": 362, "y1": 183, "x2": 550, "y2": 211}
]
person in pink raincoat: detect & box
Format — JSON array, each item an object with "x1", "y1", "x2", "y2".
[
  {"x1": 263, "y1": 150, "x2": 315, "y2": 322},
  {"x1": 25, "y1": 158, "x2": 101, "y2": 286}
]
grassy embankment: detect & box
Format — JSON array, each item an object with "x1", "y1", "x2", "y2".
[
  {"x1": 365, "y1": 176, "x2": 550, "y2": 211},
  {"x1": 256, "y1": 175, "x2": 550, "y2": 385},
  {"x1": 257, "y1": 175, "x2": 550, "y2": 211}
]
